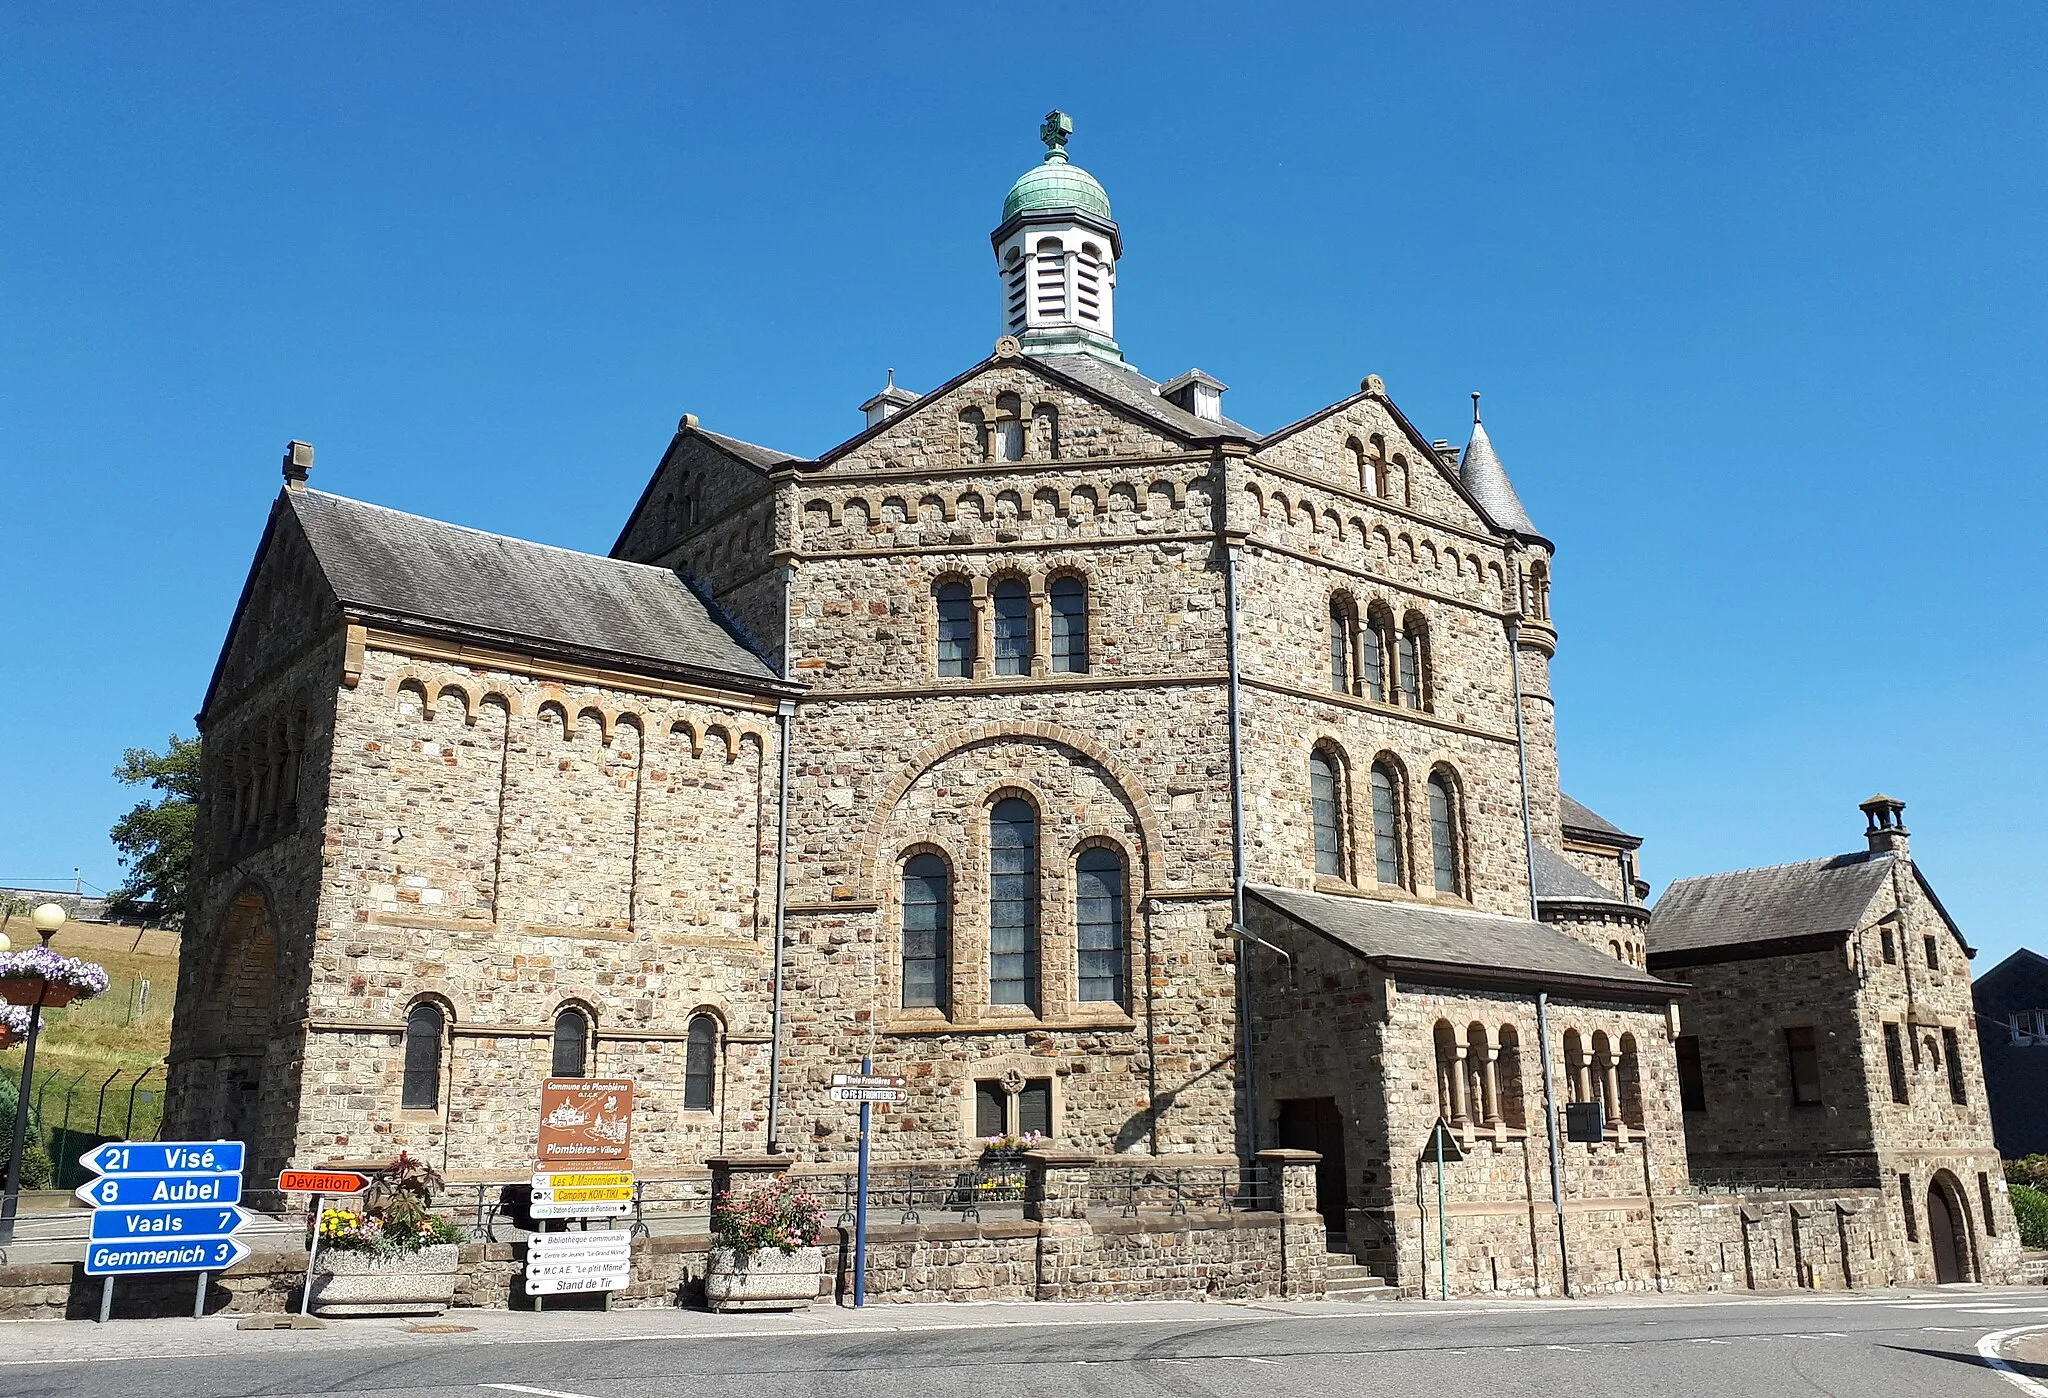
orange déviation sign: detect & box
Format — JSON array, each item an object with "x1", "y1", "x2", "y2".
[
  {"x1": 279, "y1": 1169, "x2": 369, "y2": 1194},
  {"x1": 537, "y1": 1077, "x2": 634, "y2": 1164}
]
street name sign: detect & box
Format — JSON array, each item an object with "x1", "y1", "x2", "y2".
[
  {"x1": 829, "y1": 1073, "x2": 907, "y2": 1105},
  {"x1": 278, "y1": 1169, "x2": 369, "y2": 1195},
  {"x1": 78, "y1": 1140, "x2": 252, "y2": 1278},
  {"x1": 524, "y1": 1230, "x2": 633, "y2": 1294}
]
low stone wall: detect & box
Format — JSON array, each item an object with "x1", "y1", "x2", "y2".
[{"x1": 0, "y1": 1153, "x2": 1327, "y2": 1320}]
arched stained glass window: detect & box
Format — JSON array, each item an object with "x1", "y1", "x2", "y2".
[
  {"x1": 1076, "y1": 847, "x2": 1126, "y2": 1005},
  {"x1": 992, "y1": 579, "x2": 1032, "y2": 677},
  {"x1": 1371, "y1": 763, "x2": 1403, "y2": 888},
  {"x1": 1310, "y1": 751, "x2": 1343, "y2": 878},
  {"x1": 402, "y1": 1002, "x2": 444, "y2": 1110},
  {"x1": 936, "y1": 582, "x2": 975, "y2": 678},
  {"x1": 1428, "y1": 773, "x2": 1460, "y2": 895},
  {"x1": 683, "y1": 1014, "x2": 717, "y2": 1111},
  {"x1": 901, "y1": 853, "x2": 951, "y2": 1009},
  {"x1": 1050, "y1": 577, "x2": 1088, "y2": 674},
  {"x1": 551, "y1": 1007, "x2": 589, "y2": 1078},
  {"x1": 989, "y1": 798, "x2": 1039, "y2": 1006}
]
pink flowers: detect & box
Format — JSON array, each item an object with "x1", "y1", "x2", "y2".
[{"x1": 711, "y1": 1177, "x2": 823, "y2": 1257}]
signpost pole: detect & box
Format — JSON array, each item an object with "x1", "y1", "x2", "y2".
[
  {"x1": 193, "y1": 1271, "x2": 207, "y2": 1320},
  {"x1": 300, "y1": 1192, "x2": 324, "y2": 1317},
  {"x1": 854, "y1": 1055, "x2": 871, "y2": 1310},
  {"x1": 1435, "y1": 1129, "x2": 1447, "y2": 1301},
  {"x1": 96, "y1": 1276, "x2": 112, "y2": 1324}
]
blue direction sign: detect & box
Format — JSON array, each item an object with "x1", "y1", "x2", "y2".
[
  {"x1": 78, "y1": 1139, "x2": 253, "y2": 1279},
  {"x1": 88, "y1": 1203, "x2": 251, "y2": 1244},
  {"x1": 75, "y1": 1172, "x2": 242, "y2": 1207},
  {"x1": 80, "y1": 1141, "x2": 243, "y2": 1177},
  {"x1": 86, "y1": 1235, "x2": 251, "y2": 1276}
]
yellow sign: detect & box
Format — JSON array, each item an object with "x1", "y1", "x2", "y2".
[
  {"x1": 538, "y1": 1172, "x2": 633, "y2": 1189},
  {"x1": 546, "y1": 1185, "x2": 634, "y2": 1203}
]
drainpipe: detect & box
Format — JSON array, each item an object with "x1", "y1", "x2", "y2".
[
  {"x1": 1225, "y1": 532, "x2": 1256, "y2": 1163},
  {"x1": 1512, "y1": 597, "x2": 1571, "y2": 1297},
  {"x1": 766, "y1": 559, "x2": 795, "y2": 1155}
]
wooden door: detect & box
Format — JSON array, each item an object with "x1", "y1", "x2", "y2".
[
  {"x1": 1928, "y1": 1182, "x2": 1968, "y2": 1284},
  {"x1": 1275, "y1": 1097, "x2": 1347, "y2": 1236}
]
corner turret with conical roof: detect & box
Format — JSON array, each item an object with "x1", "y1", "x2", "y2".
[
  {"x1": 1459, "y1": 413, "x2": 1539, "y2": 539},
  {"x1": 992, "y1": 111, "x2": 1123, "y2": 362}
]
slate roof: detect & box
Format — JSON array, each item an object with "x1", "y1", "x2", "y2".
[
  {"x1": 1458, "y1": 420, "x2": 1538, "y2": 537},
  {"x1": 287, "y1": 490, "x2": 782, "y2": 686},
  {"x1": 1560, "y1": 793, "x2": 1641, "y2": 847},
  {"x1": 1532, "y1": 844, "x2": 1637, "y2": 910},
  {"x1": 1648, "y1": 853, "x2": 1893, "y2": 957},
  {"x1": 694, "y1": 426, "x2": 804, "y2": 472},
  {"x1": 1248, "y1": 885, "x2": 1673, "y2": 999},
  {"x1": 1043, "y1": 353, "x2": 1263, "y2": 442}
]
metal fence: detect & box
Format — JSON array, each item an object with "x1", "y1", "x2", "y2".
[
  {"x1": 1, "y1": 1063, "x2": 165, "y2": 1189},
  {"x1": 1089, "y1": 1161, "x2": 1275, "y2": 1217}
]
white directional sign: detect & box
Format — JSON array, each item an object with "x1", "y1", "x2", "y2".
[
  {"x1": 525, "y1": 1230, "x2": 633, "y2": 1294},
  {"x1": 829, "y1": 1072, "x2": 907, "y2": 1105},
  {"x1": 529, "y1": 1168, "x2": 634, "y2": 1220}
]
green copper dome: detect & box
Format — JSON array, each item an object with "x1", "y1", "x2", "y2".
[
  {"x1": 1002, "y1": 155, "x2": 1112, "y2": 223},
  {"x1": 1001, "y1": 110, "x2": 1113, "y2": 224}
]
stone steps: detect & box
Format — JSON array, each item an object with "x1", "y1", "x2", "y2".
[{"x1": 1324, "y1": 1255, "x2": 1391, "y2": 1300}]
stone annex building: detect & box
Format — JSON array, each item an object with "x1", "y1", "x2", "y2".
[{"x1": 166, "y1": 115, "x2": 2020, "y2": 1296}]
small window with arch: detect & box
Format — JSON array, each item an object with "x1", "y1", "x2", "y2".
[
  {"x1": 551, "y1": 1005, "x2": 590, "y2": 1078},
  {"x1": 935, "y1": 580, "x2": 975, "y2": 678},
  {"x1": 402, "y1": 1001, "x2": 445, "y2": 1111},
  {"x1": 683, "y1": 1014, "x2": 718, "y2": 1112}
]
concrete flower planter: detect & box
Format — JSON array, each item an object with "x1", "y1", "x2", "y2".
[
  {"x1": 308, "y1": 1242, "x2": 460, "y2": 1316},
  {"x1": 704, "y1": 1245, "x2": 824, "y2": 1312}
]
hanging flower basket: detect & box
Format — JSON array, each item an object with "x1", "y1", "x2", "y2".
[
  {"x1": 0, "y1": 1004, "x2": 44, "y2": 1049},
  {"x1": 0, "y1": 948, "x2": 110, "y2": 1007}
]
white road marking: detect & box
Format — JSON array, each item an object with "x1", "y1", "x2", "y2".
[
  {"x1": 1977, "y1": 1324, "x2": 2048, "y2": 1398},
  {"x1": 482, "y1": 1385, "x2": 604, "y2": 1398}
]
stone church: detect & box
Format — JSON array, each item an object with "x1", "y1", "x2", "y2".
[{"x1": 167, "y1": 114, "x2": 2016, "y2": 1294}]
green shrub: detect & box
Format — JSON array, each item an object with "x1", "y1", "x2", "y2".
[
  {"x1": 2012, "y1": 1184, "x2": 2048, "y2": 1250},
  {"x1": 2006, "y1": 1155, "x2": 2048, "y2": 1193}
]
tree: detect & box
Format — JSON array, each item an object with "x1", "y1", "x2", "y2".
[{"x1": 107, "y1": 734, "x2": 201, "y2": 919}]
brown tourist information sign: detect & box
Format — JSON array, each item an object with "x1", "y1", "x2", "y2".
[{"x1": 537, "y1": 1077, "x2": 635, "y2": 1164}]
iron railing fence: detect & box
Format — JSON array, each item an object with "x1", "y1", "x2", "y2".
[{"x1": 1088, "y1": 1161, "x2": 1276, "y2": 1217}]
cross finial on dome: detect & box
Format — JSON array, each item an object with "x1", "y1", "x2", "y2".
[{"x1": 1039, "y1": 110, "x2": 1073, "y2": 163}]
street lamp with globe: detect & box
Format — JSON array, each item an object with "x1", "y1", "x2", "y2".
[{"x1": 0, "y1": 902, "x2": 68, "y2": 1245}]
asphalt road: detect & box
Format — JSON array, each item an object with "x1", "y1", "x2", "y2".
[{"x1": 5, "y1": 1289, "x2": 2048, "y2": 1398}]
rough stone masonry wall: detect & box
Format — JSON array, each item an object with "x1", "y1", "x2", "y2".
[
  {"x1": 291, "y1": 641, "x2": 782, "y2": 1177},
  {"x1": 1852, "y1": 862, "x2": 2022, "y2": 1279},
  {"x1": 767, "y1": 368, "x2": 1244, "y2": 1165},
  {"x1": 168, "y1": 505, "x2": 349, "y2": 1184},
  {"x1": 1232, "y1": 458, "x2": 1539, "y2": 919}
]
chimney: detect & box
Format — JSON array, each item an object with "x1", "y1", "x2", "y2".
[
  {"x1": 1159, "y1": 369, "x2": 1227, "y2": 423},
  {"x1": 1432, "y1": 439, "x2": 1458, "y2": 466},
  {"x1": 1860, "y1": 793, "x2": 1909, "y2": 856},
  {"x1": 282, "y1": 440, "x2": 314, "y2": 492},
  {"x1": 860, "y1": 369, "x2": 919, "y2": 428}
]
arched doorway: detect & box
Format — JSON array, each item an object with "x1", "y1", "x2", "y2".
[
  {"x1": 1927, "y1": 1175, "x2": 1973, "y2": 1283},
  {"x1": 205, "y1": 889, "x2": 279, "y2": 1178}
]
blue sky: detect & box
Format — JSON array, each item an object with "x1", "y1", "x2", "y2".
[{"x1": 3, "y1": 3, "x2": 2042, "y2": 969}]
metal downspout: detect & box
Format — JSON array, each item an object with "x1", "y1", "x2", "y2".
[
  {"x1": 1225, "y1": 535, "x2": 1255, "y2": 1162},
  {"x1": 766, "y1": 560, "x2": 794, "y2": 1155},
  {"x1": 1512, "y1": 606, "x2": 1571, "y2": 1297}
]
